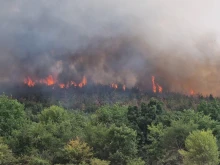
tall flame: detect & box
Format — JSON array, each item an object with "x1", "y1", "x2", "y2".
[
  {"x1": 123, "y1": 85, "x2": 126, "y2": 91},
  {"x1": 78, "y1": 76, "x2": 87, "y2": 88},
  {"x1": 152, "y1": 76, "x2": 157, "y2": 93},
  {"x1": 152, "y1": 76, "x2": 163, "y2": 93},
  {"x1": 157, "y1": 84, "x2": 163, "y2": 93}
]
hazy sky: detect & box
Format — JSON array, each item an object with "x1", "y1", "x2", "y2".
[{"x1": 1, "y1": 0, "x2": 220, "y2": 95}]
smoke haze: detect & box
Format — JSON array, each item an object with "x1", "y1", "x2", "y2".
[{"x1": 1, "y1": 0, "x2": 220, "y2": 95}]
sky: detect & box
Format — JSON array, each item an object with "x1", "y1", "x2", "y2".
[{"x1": 1, "y1": 0, "x2": 220, "y2": 95}]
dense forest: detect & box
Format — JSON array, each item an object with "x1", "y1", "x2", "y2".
[{"x1": 1, "y1": 88, "x2": 220, "y2": 165}]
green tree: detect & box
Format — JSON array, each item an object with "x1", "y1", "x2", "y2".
[
  {"x1": 90, "y1": 158, "x2": 110, "y2": 165},
  {"x1": 179, "y1": 130, "x2": 219, "y2": 165},
  {"x1": 146, "y1": 109, "x2": 217, "y2": 164},
  {"x1": 84, "y1": 123, "x2": 110, "y2": 160},
  {"x1": 197, "y1": 100, "x2": 220, "y2": 121},
  {"x1": 94, "y1": 104, "x2": 128, "y2": 126},
  {"x1": 0, "y1": 138, "x2": 16, "y2": 165},
  {"x1": 0, "y1": 95, "x2": 26, "y2": 136},
  {"x1": 38, "y1": 105, "x2": 68, "y2": 123},
  {"x1": 29, "y1": 157, "x2": 50, "y2": 165},
  {"x1": 62, "y1": 137, "x2": 93, "y2": 164},
  {"x1": 127, "y1": 98, "x2": 164, "y2": 159},
  {"x1": 107, "y1": 124, "x2": 137, "y2": 165}
]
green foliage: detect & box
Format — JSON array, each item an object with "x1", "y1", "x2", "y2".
[
  {"x1": 38, "y1": 105, "x2": 68, "y2": 123},
  {"x1": 146, "y1": 109, "x2": 218, "y2": 164},
  {"x1": 84, "y1": 123, "x2": 110, "y2": 159},
  {"x1": 107, "y1": 124, "x2": 137, "y2": 165},
  {"x1": 95, "y1": 104, "x2": 128, "y2": 126},
  {"x1": 29, "y1": 157, "x2": 50, "y2": 165},
  {"x1": 0, "y1": 95, "x2": 26, "y2": 136},
  {"x1": 90, "y1": 158, "x2": 110, "y2": 165},
  {"x1": 2, "y1": 94, "x2": 220, "y2": 165},
  {"x1": 62, "y1": 137, "x2": 93, "y2": 164},
  {"x1": 126, "y1": 158, "x2": 145, "y2": 165},
  {"x1": 127, "y1": 98, "x2": 164, "y2": 160},
  {"x1": 0, "y1": 138, "x2": 16, "y2": 165},
  {"x1": 197, "y1": 100, "x2": 220, "y2": 121},
  {"x1": 179, "y1": 130, "x2": 219, "y2": 165}
]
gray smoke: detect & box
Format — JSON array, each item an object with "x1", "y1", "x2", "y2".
[{"x1": 1, "y1": 0, "x2": 220, "y2": 95}]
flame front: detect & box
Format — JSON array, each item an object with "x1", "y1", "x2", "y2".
[
  {"x1": 157, "y1": 84, "x2": 163, "y2": 93},
  {"x1": 78, "y1": 76, "x2": 87, "y2": 88},
  {"x1": 111, "y1": 83, "x2": 118, "y2": 89},
  {"x1": 24, "y1": 75, "x2": 87, "y2": 88},
  {"x1": 152, "y1": 76, "x2": 163, "y2": 93},
  {"x1": 24, "y1": 77, "x2": 35, "y2": 87}
]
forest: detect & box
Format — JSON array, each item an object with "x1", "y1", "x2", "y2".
[{"x1": 1, "y1": 88, "x2": 220, "y2": 165}]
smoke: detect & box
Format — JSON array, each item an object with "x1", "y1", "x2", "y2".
[{"x1": 1, "y1": 0, "x2": 220, "y2": 95}]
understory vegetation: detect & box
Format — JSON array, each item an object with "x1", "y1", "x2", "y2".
[{"x1": 0, "y1": 92, "x2": 220, "y2": 165}]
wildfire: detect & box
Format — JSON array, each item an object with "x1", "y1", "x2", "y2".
[
  {"x1": 157, "y1": 84, "x2": 163, "y2": 93},
  {"x1": 152, "y1": 76, "x2": 163, "y2": 93},
  {"x1": 24, "y1": 77, "x2": 35, "y2": 87},
  {"x1": 24, "y1": 75, "x2": 87, "y2": 88},
  {"x1": 190, "y1": 89, "x2": 195, "y2": 95},
  {"x1": 59, "y1": 83, "x2": 65, "y2": 88},
  {"x1": 123, "y1": 85, "x2": 126, "y2": 91},
  {"x1": 111, "y1": 83, "x2": 118, "y2": 89},
  {"x1": 39, "y1": 75, "x2": 56, "y2": 86},
  {"x1": 78, "y1": 76, "x2": 87, "y2": 88}
]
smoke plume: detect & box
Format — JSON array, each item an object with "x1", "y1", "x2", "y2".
[{"x1": 1, "y1": 0, "x2": 220, "y2": 95}]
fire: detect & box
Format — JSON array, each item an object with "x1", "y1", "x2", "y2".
[
  {"x1": 39, "y1": 75, "x2": 56, "y2": 86},
  {"x1": 157, "y1": 84, "x2": 163, "y2": 93},
  {"x1": 152, "y1": 76, "x2": 163, "y2": 93},
  {"x1": 24, "y1": 77, "x2": 35, "y2": 87},
  {"x1": 123, "y1": 85, "x2": 126, "y2": 91},
  {"x1": 190, "y1": 89, "x2": 195, "y2": 95},
  {"x1": 59, "y1": 83, "x2": 65, "y2": 88},
  {"x1": 111, "y1": 83, "x2": 118, "y2": 89},
  {"x1": 152, "y1": 76, "x2": 157, "y2": 93},
  {"x1": 78, "y1": 76, "x2": 87, "y2": 88},
  {"x1": 24, "y1": 75, "x2": 87, "y2": 88}
]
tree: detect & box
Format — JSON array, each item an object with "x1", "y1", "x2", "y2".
[
  {"x1": 146, "y1": 109, "x2": 217, "y2": 164},
  {"x1": 197, "y1": 100, "x2": 220, "y2": 121},
  {"x1": 84, "y1": 123, "x2": 110, "y2": 160},
  {"x1": 62, "y1": 137, "x2": 93, "y2": 164},
  {"x1": 0, "y1": 95, "x2": 26, "y2": 136},
  {"x1": 0, "y1": 138, "x2": 16, "y2": 165},
  {"x1": 38, "y1": 105, "x2": 68, "y2": 123},
  {"x1": 106, "y1": 124, "x2": 137, "y2": 165},
  {"x1": 90, "y1": 158, "x2": 110, "y2": 165},
  {"x1": 94, "y1": 104, "x2": 128, "y2": 126},
  {"x1": 179, "y1": 130, "x2": 219, "y2": 165},
  {"x1": 127, "y1": 98, "x2": 164, "y2": 159}
]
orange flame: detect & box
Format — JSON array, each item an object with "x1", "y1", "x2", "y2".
[
  {"x1": 78, "y1": 76, "x2": 87, "y2": 88},
  {"x1": 24, "y1": 75, "x2": 87, "y2": 88},
  {"x1": 123, "y1": 85, "x2": 126, "y2": 91},
  {"x1": 157, "y1": 84, "x2": 163, "y2": 93},
  {"x1": 39, "y1": 75, "x2": 56, "y2": 86},
  {"x1": 59, "y1": 83, "x2": 65, "y2": 88},
  {"x1": 70, "y1": 81, "x2": 77, "y2": 87},
  {"x1": 152, "y1": 76, "x2": 163, "y2": 93},
  {"x1": 190, "y1": 89, "x2": 195, "y2": 95},
  {"x1": 152, "y1": 76, "x2": 157, "y2": 93},
  {"x1": 24, "y1": 77, "x2": 35, "y2": 87},
  {"x1": 111, "y1": 83, "x2": 118, "y2": 89}
]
